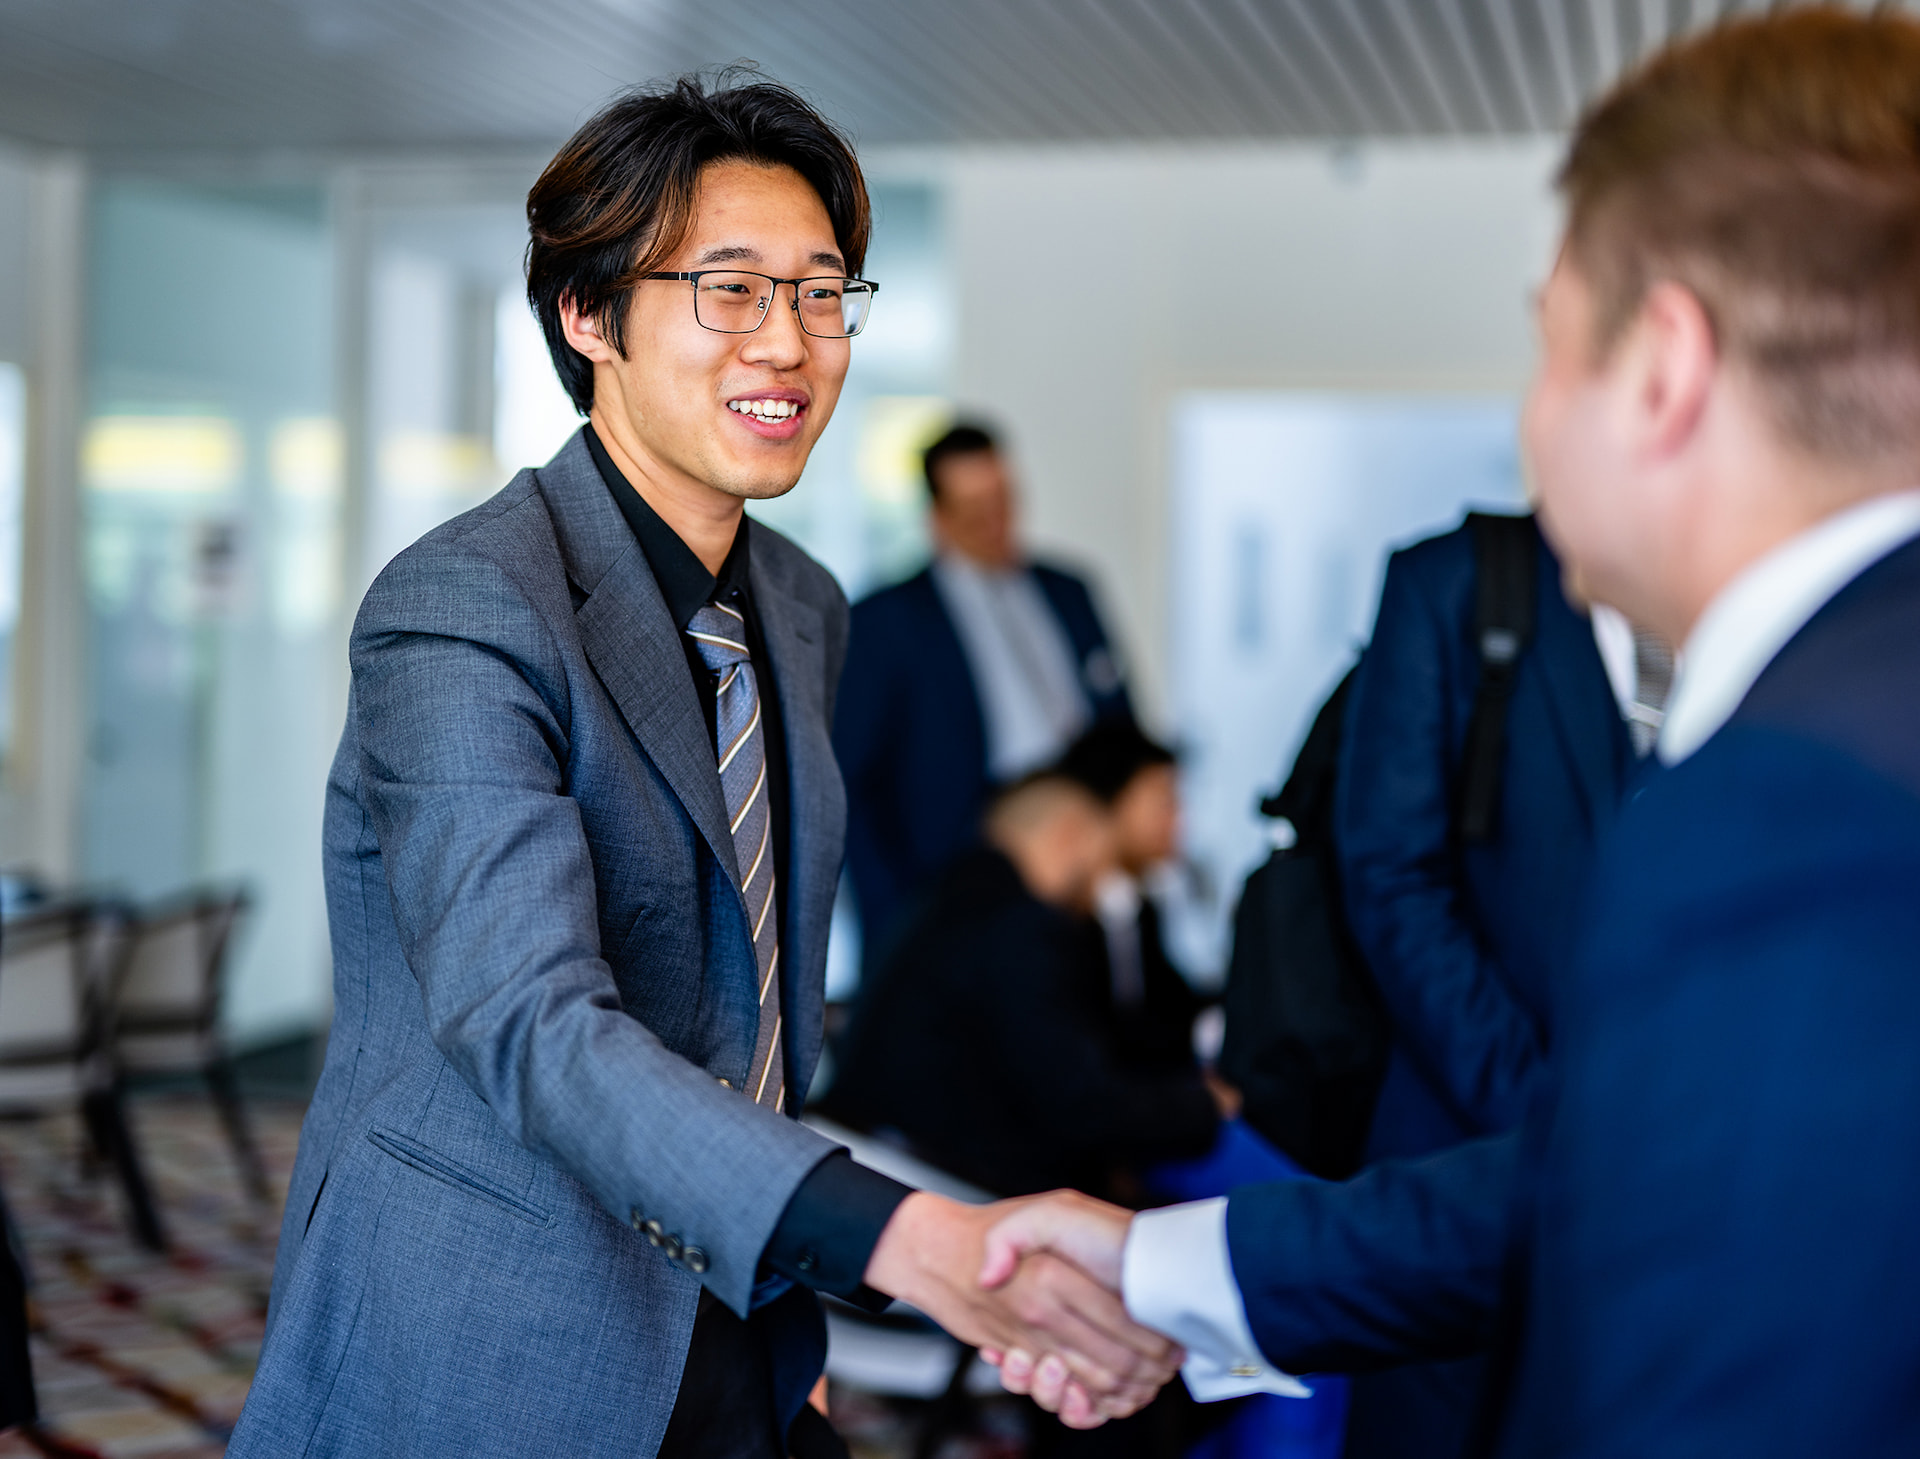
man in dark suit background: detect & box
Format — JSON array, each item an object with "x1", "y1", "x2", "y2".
[
  {"x1": 835, "y1": 424, "x2": 1133, "y2": 958},
  {"x1": 977, "y1": 13, "x2": 1920, "y2": 1453},
  {"x1": 1334, "y1": 516, "x2": 1659, "y2": 1459}
]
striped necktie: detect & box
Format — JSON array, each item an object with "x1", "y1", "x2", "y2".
[
  {"x1": 686, "y1": 600, "x2": 784, "y2": 1111},
  {"x1": 1627, "y1": 626, "x2": 1675, "y2": 758}
]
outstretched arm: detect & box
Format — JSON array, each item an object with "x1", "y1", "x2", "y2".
[{"x1": 976, "y1": 1133, "x2": 1521, "y2": 1413}]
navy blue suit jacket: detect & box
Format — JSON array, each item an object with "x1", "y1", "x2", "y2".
[
  {"x1": 834, "y1": 561, "x2": 1131, "y2": 951},
  {"x1": 1228, "y1": 533, "x2": 1920, "y2": 1457},
  {"x1": 1338, "y1": 520, "x2": 1631, "y2": 1161}
]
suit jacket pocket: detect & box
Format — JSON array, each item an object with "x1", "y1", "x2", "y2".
[{"x1": 366, "y1": 1126, "x2": 554, "y2": 1228}]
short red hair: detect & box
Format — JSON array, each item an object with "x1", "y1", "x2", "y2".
[{"x1": 1562, "y1": 6, "x2": 1920, "y2": 460}]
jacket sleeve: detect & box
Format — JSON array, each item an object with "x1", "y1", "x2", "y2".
[
  {"x1": 1337, "y1": 546, "x2": 1543, "y2": 1134},
  {"x1": 1225, "y1": 1132, "x2": 1519, "y2": 1372},
  {"x1": 351, "y1": 538, "x2": 838, "y2": 1317}
]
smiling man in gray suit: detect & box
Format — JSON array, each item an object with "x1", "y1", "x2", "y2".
[{"x1": 228, "y1": 77, "x2": 1176, "y2": 1459}]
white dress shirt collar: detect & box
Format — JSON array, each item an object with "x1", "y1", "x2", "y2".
[{"x1": 1659, "y1": 489, "x2": 1920, "y2": 765}]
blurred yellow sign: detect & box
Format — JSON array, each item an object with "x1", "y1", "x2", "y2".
[
  {"x1": 84, "y1": 415, "x2": 241, "y2": 495},
  {"x1": 271, "y1": 418, "x2": 344, "y2": 502},
  {"x1": 856, "y1": 396, "x2": 950, "y2": 508}
]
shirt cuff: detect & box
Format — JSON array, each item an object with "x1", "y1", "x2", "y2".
[
  {"x1": 1122, "y1": 1197, "x2": 1312, "y2": 1402},
  {"x1": 763, "y1": 1150, "x2": 914, "y2": 1306}
]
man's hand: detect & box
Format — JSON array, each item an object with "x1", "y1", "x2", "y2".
[
  {"x1": 972, "y1": 1190, "x2": 1142, "y2": 1419},
  {"x1": 977, "y1": 1188, "x2": 1133, "y2": 1290},
  {"x1": 864, "y1": 1192, "x2": 1179, "y2": 1428}
]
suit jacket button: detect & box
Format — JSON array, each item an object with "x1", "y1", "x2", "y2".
[
  {"x1": 663, "y1": 1234, "x2": 684, "y2": 1260},
  {"x1": 795, "y1": 1249, "x2": 818, "y2": 1274},
  {"x1": 717, "y1": 1077, "x2": 732, "y2": 1090},
  {"x1": 629, "y1": 1209, "x2": 644, "y2": 1231},
  {"x1": 643, "y1": 1219, "x2": 666, "y2": 1246},
  {"x1": 683, "y1": 1247, "x2": 709, "y2": 1274}
]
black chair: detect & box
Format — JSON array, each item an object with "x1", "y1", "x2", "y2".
[
  {"x1": 0, "y1": 901, "x2": 166, "y2": 1251},
  {"x1": 104, "y1": 886, "x2": 269, "y2": 1206}
]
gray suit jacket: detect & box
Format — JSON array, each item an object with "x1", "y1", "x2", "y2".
[{"x1": 230, "y1": 430, "x2": 850, "y2": 1458}]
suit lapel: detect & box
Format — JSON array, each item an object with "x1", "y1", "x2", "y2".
[
  {"x1": 574, "y1": 551, "x2": 742, "y2": 896},
  {"x1": 538, "y1": 432, "x2": 741, "y2": 896},
  {"x1": 1532, "y1": 559, "x2": 1627, "y2": 829}
]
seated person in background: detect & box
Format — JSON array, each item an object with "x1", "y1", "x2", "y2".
[
  {"x1": 1055, "y1": 722, "x2": 1209, "y2": 1079},
  {"x1": 825, "y1": 773, "x2": 1225, "y2": 1201}
]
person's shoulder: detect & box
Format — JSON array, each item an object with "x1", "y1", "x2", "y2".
[
  {"x1": 1736, "y1": 534, "x2": 1920, "y2": 799},
  {"x1": 354, "y1": 471, "x2": 566, "y2": 642},
  {"x1": 1594, "y1": 721, "x2": 1920, "y2": 945},
  {"x1": 1029, "y1": 557, "x2": 1097, "y2": 599},
  {"x1": 367, "y1": 471, "x2": 557, "y2": 595},
  {"x1": 1389, "y1": 517, "x2": 1481, "y2": 588},
  {"x1": 848, "y1": 564, "x2": 938, "y2": 623}
]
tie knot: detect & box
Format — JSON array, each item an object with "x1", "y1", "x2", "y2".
[{"x1": 687, "y1": 600, "x2": 749, "y2": 672}]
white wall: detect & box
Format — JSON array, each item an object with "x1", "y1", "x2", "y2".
[
  {"x1": 0, "y1": 141, "x2": 86, "y2": 883},
  {"x1": 935, "y1": 138, "x2": 1565, "y2": 729}
]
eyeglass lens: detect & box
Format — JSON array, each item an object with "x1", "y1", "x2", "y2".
[{"x1": 690, "y1": 273, "x2": 874, "y2": 337}]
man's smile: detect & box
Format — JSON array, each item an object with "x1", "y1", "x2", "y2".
[{"x1": 726, "y1": 389, "x2": 810, "y2": 441}]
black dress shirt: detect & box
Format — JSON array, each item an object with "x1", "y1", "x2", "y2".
[{"x1": 584, "y1": 428, "x2": 908, "y2": 1457}]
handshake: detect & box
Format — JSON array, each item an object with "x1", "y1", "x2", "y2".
[{"x1": 862, "y1": 1188, "x2": 1174, "y2": 1430}]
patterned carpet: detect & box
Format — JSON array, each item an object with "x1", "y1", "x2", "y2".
[
  {"x1": 0, "y1": 1094, "x2": 1024, "y2": 1459},
  {"x1": 0, "y1": 1093, "x2": 299, "y2": 1458}
]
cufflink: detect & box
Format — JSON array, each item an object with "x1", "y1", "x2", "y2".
[
  {"x1": 717, "y1": 1077, "x2": 733, "y2": 1090},
  {"x1": 1230, "y1": 1363, "x2": 1262, "y2": 1378}
]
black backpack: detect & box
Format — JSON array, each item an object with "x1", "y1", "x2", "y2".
[{"x1": 1217, "y1": 513, "x2": 1538, "y2": 1179}]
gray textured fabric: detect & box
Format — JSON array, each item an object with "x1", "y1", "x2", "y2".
[{"x1": 228, "y1": 430, "x2": 850, "y2": 1459}]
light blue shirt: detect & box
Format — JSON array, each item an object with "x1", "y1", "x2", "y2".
[{"x1": 931, "y1": 552, "x2": 1091, "y2": 780}]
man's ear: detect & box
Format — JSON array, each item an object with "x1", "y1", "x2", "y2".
[
  {"x1": 558, "y1": 296, "x2": 616, "y2": 364},
  {"x1": 1627, "y1": 280, "x2": 1717, "y2": 462}
]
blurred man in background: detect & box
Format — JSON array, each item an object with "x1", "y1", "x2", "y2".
[
  {"x1": 1334, "y1": 511, "x2": 1660, "y2": 1459},
  {"x1": 835, "y1": 423, "x2": 1134, "y2": 960}
]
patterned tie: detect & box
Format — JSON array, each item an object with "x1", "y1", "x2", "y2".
[
  {"x1": 1627, "y1": 626, "x2": 1675, "y2": 758},
  {"x1": 686, "y1": 600, "x2": 784, "y2": 1110}
]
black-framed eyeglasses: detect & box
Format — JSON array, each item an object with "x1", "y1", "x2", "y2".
[{"x1": 640, "y1": 270, "x2": 878, "y2": 338}]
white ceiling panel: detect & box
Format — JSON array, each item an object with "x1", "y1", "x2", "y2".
[{"x1": 0, "y1": 0, "x2": 1896, "y2": 154}]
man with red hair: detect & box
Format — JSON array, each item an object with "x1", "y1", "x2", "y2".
[{"x1": 983, "y1": 11, "x2": 1920, "y2": 1454}]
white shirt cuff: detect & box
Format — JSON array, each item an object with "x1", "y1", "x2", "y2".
[{"x1": 1122, "y1": 1197, "x2": 1312, "y2": 1402}]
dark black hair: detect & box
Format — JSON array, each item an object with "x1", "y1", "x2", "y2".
[
  {"x1": 525, "y1": 70, "x2": 871, "y2": 414},
  {"x1": 922, "y1": 421, "x2": 999, "y2": 501},
  {"x1": 1055, "y1": 722, "x2": 1177, "y2": 804}
]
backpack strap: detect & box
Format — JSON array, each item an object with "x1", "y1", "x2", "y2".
[
  {"x1": 1457, "y1": 513, "x2": 1539, "y2": 843},
  {"x1": 1259, "y1": 663, "x2": 1359, "y2": 849}
]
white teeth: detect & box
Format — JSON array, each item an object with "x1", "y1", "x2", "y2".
[{"x1": 730, "y1": 398, "x2": 799, "y2": 421}]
